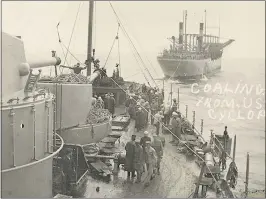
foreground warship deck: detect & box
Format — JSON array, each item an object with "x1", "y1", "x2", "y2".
[{"x1": 82, "y1": 117, "x2": 198, "y2": 198}]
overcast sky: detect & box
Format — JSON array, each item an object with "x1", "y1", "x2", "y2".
[{"x1": 2, "y1": 1, "x2": 265, "y2": 60}]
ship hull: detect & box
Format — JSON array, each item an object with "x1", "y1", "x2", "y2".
[{"x1": 157, "y1": 57, "x2": 221, "y2": 80}]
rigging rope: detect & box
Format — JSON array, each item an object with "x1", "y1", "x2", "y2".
[
  {"x1": 63, "y1": 2, "x2": 82, "y2": 67},
  {"x1": 56, "y1": 22, "x2": 70, "y2": 72},
  {"x1": 93, "y1": 1, "x2": 97, "y2": 50},
  {"x1": 60, "y1": 42, "x2": 86, "y2": 66},
  {"x1": 103, "y1": 36, "x2": 117, "y2": 68},
  {"x1": 117, "y1": 23, "x2": 121, "y2": 76},
  {"x1": 102, "y1": 24, "x2": 120, "y2": 69},
  {"x1": 109, "y1": 2, "x2": 158, "y2": 88}
]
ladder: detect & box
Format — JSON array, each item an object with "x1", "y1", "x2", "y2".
[{"x1": 24, "y1": 69, "x2": 42, "y2": 93}]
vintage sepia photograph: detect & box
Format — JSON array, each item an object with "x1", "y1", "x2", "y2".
[{"x1": 1, "y1": 1, "x2": 265, "y2": 198}]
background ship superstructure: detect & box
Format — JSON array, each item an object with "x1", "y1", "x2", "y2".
[{"x1": 157, "y1": 10, "x2": 234, "y2": 80}]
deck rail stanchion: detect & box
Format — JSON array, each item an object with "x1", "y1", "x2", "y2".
[
  {"x1": 200, "y1": 119, "x2": 203, "y2": 135},
  {"x1": 192, "y1": 111, "x2": 195, "y2": 129},
  {"x1": 244, "y1": 152, "x2": 250, "y2": 198},
  {"x1": 177, "y1": 88, "x2": 180, "y2": 109}
]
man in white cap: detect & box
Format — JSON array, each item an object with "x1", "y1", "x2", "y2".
[
  {"x1": 140, "y1": 131, "x2": 151, "y2": 149},
  {"x1": 154, "y1": 111, "x2": 164, "y2": 135},
  {"x1": 170, "y1": 111, "x2": 181, "y2": 144},
  {"x1": 143, "y1": 141, "x2": 157, "y2": 187}
]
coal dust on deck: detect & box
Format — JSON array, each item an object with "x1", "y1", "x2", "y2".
[{"x1": 79, "y1": 120, "x2": 200, "y2": 198}]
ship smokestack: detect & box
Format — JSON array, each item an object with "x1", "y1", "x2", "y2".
[
  {"x1": 198, "y1": 23, "x2": 204, "y2": 51},
  {"x1": 179, "y1": 22, "x2": 184, "y2": 44}
]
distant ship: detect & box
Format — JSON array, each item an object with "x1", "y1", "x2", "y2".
[{"x1": 157, "y1": 10, "x2": 234, "y2": 80}]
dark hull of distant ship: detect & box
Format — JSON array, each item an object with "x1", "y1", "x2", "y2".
[{"x1": 157, "y1": 56, "x2": 222, "y2": 80}]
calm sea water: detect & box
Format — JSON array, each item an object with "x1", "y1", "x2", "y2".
[{"x1": 40, "y1": 53, "x2": 265, "y2": 191}]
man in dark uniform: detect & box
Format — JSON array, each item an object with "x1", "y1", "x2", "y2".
[
  {"x1": 223, "y1": 126, "x2": 229, "y2": 150},
  {"x1": 135, "y1": 108, "x2": 142, "y2": 132},
  {"x1": 60, "y1": 63, "x2": 86, "y2": 74},
  {"x1": 104, "y1": 94, "x2": 109, "y2": 110},
  {"x1": 108, "y1": 93, "x2": 116, "y2": 117},
  {"x1": 125, "y1": 135, "x2": 136, "y2": 180}
]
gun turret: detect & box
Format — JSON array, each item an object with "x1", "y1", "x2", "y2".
[{"x1": 2, "y1": 32, "x2": 61, "y2": 99}]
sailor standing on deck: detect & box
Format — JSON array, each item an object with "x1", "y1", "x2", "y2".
[
  {"x1": 154, "y1": 111, "x2": 164, "y2": 135},
  {"x1": 140, "y1": 131, "x2": 152, "y2": 150},
  {"x1": 144, "y1": 101, "x2": 150, "y2": 127},
  {"x1": 103, "y1": 94, "x2": 109, "y2": 110},
  {"x1": 223, "y1": 126, "x2": 229, "y2": 149},
  {"x1": 163, "y1": 102, "x2": 171, "y2": 126},
  {"x1": 125, "y1": 135, "x2": 136, "y2": 180},
  {"x1": 171, "y1": 99, "x2": 178, "y2": 114},
  {"x1": 135, "y1": 108, "x2": 142, "y2": 132},
  {"x1": 125, "y1": 95, "x2": 131, "y2": 116},
  {"x1": 152, "y1": 134, "x2": 164, "y2": 175},
  {"x1": 143, "y1": 141, "x2": 158, "y2": 187},
  {"x1": 108, "y1": 93, "x2": 116, "y2": 117},
  {"x1": 134, "y1": 137, "x2": 145, "y2": 183},
  {"x1": 170, "y1": 112, "x2": 181, "y2": 144},
  {"x1": 150, "y1": 99, "x2": 157, "y2": 124}
]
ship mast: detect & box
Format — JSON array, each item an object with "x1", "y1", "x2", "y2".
[
  {"x1": 204, "y1": 10, "x2": 207, "y2": 44},
  {"x1": 184, "y1": 10, "x2": 187, "y2": 51},
  {"x1": 218, "y1": 16, "x2": 220, "y2": 43},
  {"x1": 87, "y1": 1, "x2": 94, "y2": 76}
]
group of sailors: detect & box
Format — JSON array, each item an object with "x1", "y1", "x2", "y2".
[
  {"x1": 92, "y1": 93, "x2": 116, "y2": 117},
  {"x1": 124, "y1": 131, "x2": 164, "y2": 187},
  {"x1": 122, "y1": 84, "x2": 186, "y2": 186}
]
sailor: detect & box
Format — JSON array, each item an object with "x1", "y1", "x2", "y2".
[
  {"x1": 223, "y1": 126, "x2": 229, "y2": 149},
  {"x1": 163, "y1": 102, "x2": 171, "y2": 126},
  {"x1": 108, "y1": 93, "x2": 116, "y2": 117},
  {"x1": 154, "y1": 111, "x2": 164, "y2": 135},
  {"x1": 171, "y1": 99, "x2": 178, "y2": 113},
  {"x1": 97, "y1": 96, "x2": 104, "y2": 108},
  {"x1": 140, "y1": 131, "x2": 152, "y2": 150},
  {"x1": 134, "y1": 137, "x2": 145, "y2": 183},
  {"x1": 60, "y1": 63, "x2": 86, "y2": 75},
  {"x1": 152, "y1": 134, "x2": 164, "y2": 174},
  {"x1": 143, "y1": 141, "x2": 158, "y2": 187},
  {"x1": 142, "y1": 83, "x2": 147, "y2": 93},
  {"x1": 135, "y1": 108, "x2": 142, "y2": 132},
  {"x1": 125, "y1": 135, "x2": 136, "y2": 180},
  {"x1": 158, "y1": 92, "x2": 164, "y2": 105},
  {"x1": 148, "y1": 89, "x2": 154, "y2": 104},
  {"x1": 219, "y1": 151, "x2": 227, "y2": 170},
  {"x1": 170, "y1": 112, "x2": 181, "y2": 144},
  {"x1": 128, "y1": 98, "x2": 136, "y2": 119},
  {"x1": 143, "y1": 101, "x2": 150, "y2": 127},
  {"x1": 125, "y1": 95, "x2": 131, "y2": 116},
  {"x1": 93, "y1": 59, "x2": 100, "y2": 70},
  {"x1": 139, "y1": 107, "x2": 146, "y2": 129},
  {"x1": 114, "y1": 63, "x2": 120, "y2": 78},
  {"x1": 150, "y1": 99, "x2": 157, "y2": 125},
  {"x1": 103, "y1": 94, "x2": 109, "y2": 110}
]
